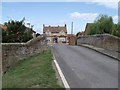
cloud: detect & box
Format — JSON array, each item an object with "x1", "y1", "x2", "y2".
[
  {"x1": 2, "y1": 0, "x2": 118, "y2": 9},
  {"x1": 70, "y1": 12, "x2": 98, "y2": 22},
  {"x1": 65, "y1": 0, "x2": 119, "y2": 9},
  {"x1": 70, "y1": 12, "x2": 118, "y2": 23},
  {"x1": 93, "y1": 1, "x2": 118, "y2": 9},
  {"x1": 70, "y1": 12, "x2": 81, "y2": 18}
]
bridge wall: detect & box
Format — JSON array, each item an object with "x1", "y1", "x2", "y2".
[
  {"x1": 2, "y1": 36, "x2": 47, "y2": 73},
  {"x1": 77, "y1": 34, "x2": 120, "y2": 52}
]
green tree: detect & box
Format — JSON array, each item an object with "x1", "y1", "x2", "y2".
[
  {"x1": 76, "y1": 31, "x2": 84, "y2": 37},
  {"x1": 78, "y1": 14, "x2": 120, "y2": 37},
  {"x1": 76, "y1": 32, "x2": 80, "y2": 37},
  {"x1": 112, "y1": 24, "x2": 120, "y2": 37},
  {"x1": 89, "y1": 23, "x2": 100, "y2": 35},
  {"x1": 2, "y1": 18, "x2": 33, "y2": 43},
  {"x1": 87, "y1": 14, "x2": 118, "y2": 36},
  {"x1": 95, "y1": 15, "x2": 113, "y2": 34}
]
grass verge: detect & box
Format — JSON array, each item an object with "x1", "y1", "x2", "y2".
[{"x1": 2, "y1": 50, "x2": 63, "y2": 88}]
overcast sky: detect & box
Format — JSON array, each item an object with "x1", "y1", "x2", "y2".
[{"x1": 1, "y1": 0, "x2": 119, "y2": 34}]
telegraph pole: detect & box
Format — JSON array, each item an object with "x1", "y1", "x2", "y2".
[{"x1": 71, "y1": 22, "x2": 73, "y2": 34}]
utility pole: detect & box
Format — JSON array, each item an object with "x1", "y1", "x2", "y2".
[{"x1": 71, "y1": 22, "x2": 73, "y2": 34}]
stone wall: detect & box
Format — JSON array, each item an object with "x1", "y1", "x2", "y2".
[
  {"x1": 77, "y1": 34, "x2": 120, "y2": 52},
  {"x1": 2, "y1": 36, "x2": 47, "y2": 73}
]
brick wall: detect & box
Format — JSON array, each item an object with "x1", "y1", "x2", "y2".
[
  {"x1": 77, "y1": 34, "x2": 120, "y2": 52},
  {"x1": 2, "y1": 36, "x2": 47, "y2": 73}
]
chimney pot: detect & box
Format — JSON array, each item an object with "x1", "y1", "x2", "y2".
[
  {"x1": 65, "y1": 24, "x2": 67, "y2": 27},
  {"x1": 43, "y1": 24, "x2": 45, "y2": 27}
]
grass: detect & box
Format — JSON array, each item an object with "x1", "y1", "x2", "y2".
[{"x1": 2, "y1": 49, "x2": 63, "y2": 88}]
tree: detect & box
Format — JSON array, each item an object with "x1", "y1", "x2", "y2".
[
  {"x1": 89, "y1": 23, "x2": 100, "y2": 35},
  {"x1": 81, "y1": 14, "x2": 120, "y2": 37},
  {"x1": 112, "y1": 24, "x2": 120, "y2": 37},
  {"x1": 76, "y1": 32, "x2": 80, "y2": 37},
  {"x1": 94, "y1": 15, "x2": 113, "y2": 34},
  {"x1": 87, "y1": 14, "x2": 119, "y2": 36},
  {"x1": 2, "y1": 18, "x2": 33, "y2": 43},
  {"x1": 76, "y1": 31, "x2": 84, "y2": 37}
]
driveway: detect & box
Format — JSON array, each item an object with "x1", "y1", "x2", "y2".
[{"x1": 50, "y1": 44, "x2": 118, "y2": 88}]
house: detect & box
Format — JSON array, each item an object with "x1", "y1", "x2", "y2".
[
  {"x1": 43, "y1": 24, "x2": 67, "y2": 43},
  {"x1": 76, "y1": 31, "x2": 85, "y2": 37},
  {"x1": 84, "y1": 23, "x2": 94, "y2": 36},
  {"x1": 25, "y1": 27, "x2": 36, "y2": 38},
  {"x1": 0, "y1": 24, "x2": 7, "y2": 30}
]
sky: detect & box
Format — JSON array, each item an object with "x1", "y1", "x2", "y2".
[{"x1": 1, "y1": 0, "x2": 119, "y2": 34}]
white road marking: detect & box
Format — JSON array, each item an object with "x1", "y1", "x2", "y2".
[{"x1": 54, "y1": 59, "x2": 70, "y2": 89}]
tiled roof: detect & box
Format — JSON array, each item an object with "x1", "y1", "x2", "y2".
[
  {"x1": 26, "y1": 27, "x2": 36, "y2": 33},
  {"x1": 0, "y1": 24, "x2": 7, "y2": 30},
  {"x1": 84, "y1": 23, "x2": 94, "y2": 35},
  {"x1": 67, "y1": 34, "x2": 76, "y2": 37},
  {"x1": 43, "y1": 25, "x2": 67, "y2": 33}
]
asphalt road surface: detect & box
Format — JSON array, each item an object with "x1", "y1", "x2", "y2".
[{"x1": 50, "y1": 44, "x2": 118, "y2": 88}]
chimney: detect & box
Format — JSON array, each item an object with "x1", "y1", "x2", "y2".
[
  {"x1": 71, "y1": 22, "x2": 73, "y2": 34},
  {"x1": 65, "y1": 24, "x2": 67, "y2": 27},
  {"x1": 43, "y1": 24, "x2": 45, "y2": 27}
]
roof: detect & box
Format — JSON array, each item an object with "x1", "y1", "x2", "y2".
[
  {"x1": 0, "y1": 24, "x2": 7, "y2": 30},
  {"x1": 26, "y1": 27, "x2": 36, "y2": 33},
  {"x1": 84, "y1": 23, "x2": 94, "y2": 35},
  {"x1": 43, "y1": 25, "x2": 67, "y2": 33},
  {"x1": 67, "y1": 34, "x2": 76, "y2": 38},
  {"x1": 0, "y1": 24, "x2": 2, "y2": 27}
]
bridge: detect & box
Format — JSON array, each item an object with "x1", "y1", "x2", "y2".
[{"x1": 50, "y1": 44, "x2": 118, "y2": 88}]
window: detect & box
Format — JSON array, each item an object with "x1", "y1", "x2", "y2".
[
  {"x1": 60, "y1": 30, "x2": 65, "y2": 36},
  {"x1": 46, "y1": 31, "x2": 51, "y2": 35}
]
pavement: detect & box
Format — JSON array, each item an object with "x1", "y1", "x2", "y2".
[
  {"x1": 79, "y1": 44, "x2": 120, "y2": 61},
  {"x1": 50, "y1": 44, "x2": 118, "y2": 88}
]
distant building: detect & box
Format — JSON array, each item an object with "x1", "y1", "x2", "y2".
[
  {"x1": 43, "y1": 24, "x2": 67, "y2": 43},
  {"x1": 25, "y1": 27, "x2": 36, "y2": 38},
  {"x1": 84, "y1": 23, "x2": 94, "y2": 36},
  {"x1": 76, "y1": 31, "x2": 85, "y2": 37},
  {"x1": 0, "y1": 24, "x2": 7, "y2": 30},
  {"x1": 67, "y1": 34, "x2": 76, "y2": 45}
]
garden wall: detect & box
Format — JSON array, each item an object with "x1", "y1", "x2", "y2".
[{"x1": 2, "y1": 36, "x2": 47, "y2": 73}]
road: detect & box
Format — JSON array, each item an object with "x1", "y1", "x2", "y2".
[{"x1": 50, "y1": 44, "x2": 118, "y2": 88}]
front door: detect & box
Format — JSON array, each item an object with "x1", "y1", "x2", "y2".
[
  {"x1": 53, "y1": 36, "x2": 58, "y2": 43},
  {"x1": 54, "y1": 37, "x2": 58, "y2": 43}
]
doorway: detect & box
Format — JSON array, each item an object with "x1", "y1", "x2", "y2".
[{"x1": 53, "y1": 37, "x2": 58, "y2": 43}]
